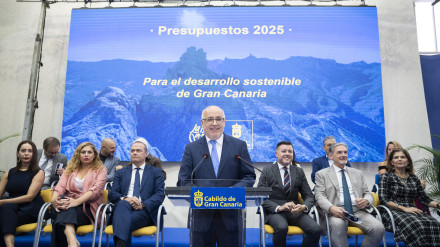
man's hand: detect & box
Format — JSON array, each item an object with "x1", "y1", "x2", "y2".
[
  {"x1": 329, "y1": 206, "x2": 346, "y2": 218},
  {"x1": 57, "y1": 168, "x2": 65, "y2": 176},
  {"x1": 124, "y1": 196, "x2": 143, "y2": 210},
  {"x1": 290, "y1": 204, "x2": 306, "y2": 214},
  {"x1": 355, "y1": 198, "x2": 369, "y2": 210},
  {"x1": 278, "y1": 202, "x2": 296, "y2": 212},
  {"x1": 115, "y1": 165, "x2": 123, "y2": 171}
]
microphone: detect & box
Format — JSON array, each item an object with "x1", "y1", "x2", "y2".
[
  {"x1": 190, "y1": 154, "x2": 209, "y2": 186},
  {"x1": 235, "y1": 155, "x2": 262, "y2": 173},
  {"x1": 235, "y1": 155, "x2": 268, "y2": 187}
]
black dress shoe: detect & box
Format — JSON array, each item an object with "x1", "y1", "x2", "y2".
[{"x1": 114, "y1": 237, "x2": 127, "y2": 247}]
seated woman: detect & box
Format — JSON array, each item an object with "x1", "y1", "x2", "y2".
[
  {"x1": 378, "y1": 141, "x2": 402, "y2": 175},
  {"x1": 378, "y1": 148, "x2": 440, "y2": 247},
  {"x1": 51, "y1": 142, "x2": 107, "y2": 247},
  {"x1": 0, "y1": 141, "x2": 44, "y2": 247}
]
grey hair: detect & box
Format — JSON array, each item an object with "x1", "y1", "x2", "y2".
[
  {"x1": 133, "y1": 137, "x2": 149, "y2": 153},
  {"x1": 201, "y1": 105, "x2": 226, "y2": 119},
  {"x1": 329, "y1": 142, "x2": 348, "y2": 154},
  {"x1": 323, "y1": 136, "x2": 336, "y2": 146}
]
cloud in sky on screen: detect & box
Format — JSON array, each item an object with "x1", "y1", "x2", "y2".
[
  {"x1": 179, "y1": 9, "x2": 205, "y2": 28},
  {"x1": 67, "y1": 7, "x2": 380, "y2": 64}
]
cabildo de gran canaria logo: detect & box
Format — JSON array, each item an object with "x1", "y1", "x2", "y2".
[{"x1": 194, "y1": 190, "x2": 203, "y2": 207}]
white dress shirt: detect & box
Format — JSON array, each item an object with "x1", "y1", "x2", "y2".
[
  {"x1": 278, "y1": 162, "x2": 290, "y2": 183},
  {"x1": 127, "y1": 163, "x2": 146, "y2": 200},
  {"x1": 38, "y1": 154, "x2": 54, "y2": 185},
  {"x1": 332, "y1": 165, "x2": 356, "y2": 207}
]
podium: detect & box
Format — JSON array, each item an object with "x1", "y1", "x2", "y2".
[{"x1": 166, "y1": 179, "x2": 271, "y2": 247}]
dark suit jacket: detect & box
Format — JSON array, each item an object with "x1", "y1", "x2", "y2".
[
  {"x1": 311, "y1": 155, "x2": 351, "y2": 184},
  {"x1": 258, "y1": 163, "x2": 314, "y2": 223},
  {"x1": 109, "y1": 164, "x2": 165, "y2": 225},
  {"x1": 177, "y1": 134, "x2": 256, "y2": 231},
  {"x1": 37, "y1": 149, "x2": 68, "y2": 186},
  {"x1": 146, "y1": 153, "x2": 166, "y2": 180}
]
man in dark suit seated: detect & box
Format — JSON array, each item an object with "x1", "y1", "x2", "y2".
[
  {"x1": 37, "y1": 137, "x2": 68, "y2": 190},
  {"x1": 258, "y1": 141, "x2": 322, "y2": 247},
  {"x1": 115, "y1": 138, "x2": 166, "y2": 180},
  {"x1": 109, "y1": 139, "x2": 165, "y2": 247},
  {"x1": 311, "y1": 136, "x2": 350, "y2": 184},
  {"x1": 177, "y1": 105, "x2": 256, "y2": 247}
]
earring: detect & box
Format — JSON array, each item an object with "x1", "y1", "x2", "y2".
[{"x1": 17, "y1": 157, "x2": 21, "y2": 162}]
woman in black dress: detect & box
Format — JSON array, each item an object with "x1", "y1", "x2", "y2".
[
  {"x1": 379, "y1": 148, "x2": 440, "y2": 247},
  {"x1": 0, "y1": 140, "x2": 44, "y2": 247}
]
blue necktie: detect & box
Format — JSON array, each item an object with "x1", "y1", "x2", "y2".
[
  {"x1": 341, "y1": 169, "x2": 354, "y2": 214},
  {"x1": 210, "y1": 140, "x2": 220, "y2": 176},
  {"x1": 133, "y1": 167, "x2": 141, "y2": 198}
]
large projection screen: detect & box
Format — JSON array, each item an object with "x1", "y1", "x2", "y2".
[{"x1": 61, "y1": 6, "x2": 384, "y2": 162}]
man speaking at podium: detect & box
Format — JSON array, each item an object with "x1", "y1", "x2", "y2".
[{"x1": 177, "y1": 105, "x2": 256, "y2": 247}]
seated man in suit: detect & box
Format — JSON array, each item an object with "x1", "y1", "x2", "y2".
[
  {"x1": 258, "y1": 141, "x2": 322, "y2": 247},
  {"x1": 311, "y1": 136, "x2": 351, "y2": 184},
  {"x1": 115, "y1": 138, "x2": 166, "y2": 180},
  {"x1": 109, "y1": 138, "x2": 165, "y2": 247},
  {"x1": 315, "y1": 143, "x2": 385, "y2": 247},
  {"x1": 177, "y1": 105, "x2": 256, "y2": 247},
  {"x1": 99, "y1": 138, "x2": 120, "y2": 182},
  {"x1": 38, "y1": 137, "x2": 68, "y2": 190}
]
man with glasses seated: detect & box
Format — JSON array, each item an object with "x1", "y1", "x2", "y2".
[
  {"x1": 37, "y1": 137, "x2": 67, "y2": 190},
  {"x1": 177, "y1": 105, "x2": 256, "y2": 247}
]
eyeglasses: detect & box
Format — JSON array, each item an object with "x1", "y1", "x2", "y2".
[{"x1": 202, "y1": 118, "x2": 225, "y2": 123}]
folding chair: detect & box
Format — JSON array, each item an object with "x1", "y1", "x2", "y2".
[
  {"x1": 257, "y1": 193, "x2": 322, "y2": 247},
  {"x1": 98, "y1": 204, "x2": 166, "y2": 247},
  {"x1": 324, "y1": 192, "x2": 386, "y2": 247},
  {"x1": 33, "y1": 190, "x2": 108, "y2": 247}
]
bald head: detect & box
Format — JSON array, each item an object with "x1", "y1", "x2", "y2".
[
  {"x1": 100, "y1": 138, "x2": 116, "y2": 157},
  {"x1": 201, "y1": 105, "x2": 226, "y2": 140}
]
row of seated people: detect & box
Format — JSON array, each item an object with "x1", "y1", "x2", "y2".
[
  {"x1": 2, "y1": 139, "x2": 440, "y2": 247},
  {"x1": 22, "y1": 136, "x2": 166, "y2": 191},
  {"x1": 0, "y1": 138, "x2": 164, "y2": 247},
  {"x1": 258, "y1": 142, "x2": 440, "y2": 247}
]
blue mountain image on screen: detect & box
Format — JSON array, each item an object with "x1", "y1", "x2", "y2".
[{"x1": 61, "y1": 47, "x2": 384, "y2": 162}]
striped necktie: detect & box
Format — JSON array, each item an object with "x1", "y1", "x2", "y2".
[{"x1": 283, "y1": 166, "x2": 291, "y2": 195}]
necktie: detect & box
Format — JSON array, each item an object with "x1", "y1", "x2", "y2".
[
  {"x1": 40, "y1": 158, "x2": 49, "y2": 171},
  {"x1": 341, "y1": 169, "x2": 354, "y2": 214},
  {"x1": 210, "y1": 140, "x2": 220, "y2": 177},
  {"x1": 283, "y1": 167, "x2": 290, "y2": 195},
  {"x1": 133, "y1": 168, "x2": 141, "y2": 198}
]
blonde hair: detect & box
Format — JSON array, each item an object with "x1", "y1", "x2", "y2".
[
  {"x1": 65, "y1": 142, "x2": 103, "y2": 175},
  {"x1": 383, "y1": 141, "x2": 403, "y2": 162}
]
